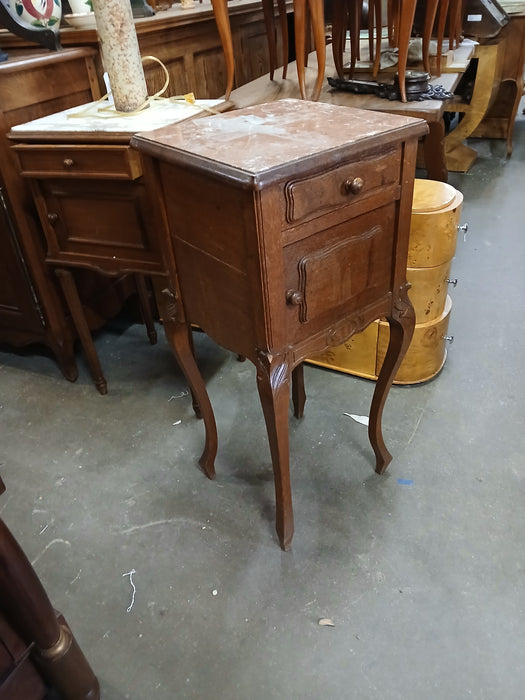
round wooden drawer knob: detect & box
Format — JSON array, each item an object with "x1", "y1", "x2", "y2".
[
  {"x1": 47, "y1": 213, "x2": 59, "y2": 226},
  {"x1": 344, "y1": 176, "x2": 364, "y2": 195},
  {"x1": 63, "y1": 158, "x2": 75, "y2": 168},
  {"x1": 286, "y1": 289, "x2": 304, "y2": 306}
]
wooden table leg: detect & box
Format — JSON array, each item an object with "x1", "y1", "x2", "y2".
[
  {"x1": 55, "y1": 268, "x2": 107, "y2": 395},
  {"x1": 368, "y1": 290, "x2": 415, "y2": 474},
  {"x1": 255, "y1": 350, "x2": 294, "y2": 550},
  {"x1": 423, "y1": 118, "x2": 448, "y2": 182},
  {"x1": 157, "y1": 287, "x2": 218, "y2": 479},
  {"x1": 134, "y1": 274, "x2": 157, "y2": 345},
  {"x1": 444, "y1": 43, "x2": 502, "y2": 172},
  {"x1": 0, "y1": 481, "x2": 100, "y2": 699}
]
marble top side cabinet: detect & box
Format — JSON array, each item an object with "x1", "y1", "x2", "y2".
[{"x1": 133, "y1": 99, "x2": 428, "y2": 549}]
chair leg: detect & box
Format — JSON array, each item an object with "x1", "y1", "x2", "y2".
[
  {"x1": 422, "y1": 0, "x2": 440, "y2": 75},
  {"x1": 277, "y1": 0, "x2": 289, "y2": 78},
  {"x1": 294, "y1": 0, "x2": 308, "y2": 99},
  {"x1": 210, "y1": 0, "x2": 235, "y2": 99},
  {"x1": 262, "y1": 0, "x2": 278, "y2": 80},
  {"x1": 308, "y1": 0, "x2": 326, "y2": 101},
  {"x1": 396, "y1": 0, "x2": 418, "y2": 102}
]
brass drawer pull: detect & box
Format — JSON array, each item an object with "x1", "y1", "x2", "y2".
[
  {"x1": 344, "y1": 176, "x2": 364, "y2": 195},
  {"x1": 47, "y1": 212, "x2": 59, "y2": 226},
  {"x1": 63, "y1": 158, "x2": 75, "y2": 169},
  {"x1": 286, "y1": 289, "x2": 304, "y2": 306}
]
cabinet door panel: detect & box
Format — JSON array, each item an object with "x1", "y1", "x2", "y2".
[
  {"x1": 283, "y1": 204, "x2": 396, "y2": 342},
  {"x1": 37, "y1": 180, "x2": 163, "y2": 274}
]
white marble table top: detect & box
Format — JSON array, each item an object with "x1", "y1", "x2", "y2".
[{"x1": 11, "y1": 98, "x2": 225, "y2": 135}]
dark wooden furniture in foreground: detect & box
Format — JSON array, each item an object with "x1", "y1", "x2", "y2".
[
  {"x1": 10, "y1": 126, "x2": 169, "y2": 393},
  {"x1": 132, "y1": 99, "x2": 427, "y2": 549},
  {"x1": 0, "y1": 477, "x2": 99, "y2": 700}
]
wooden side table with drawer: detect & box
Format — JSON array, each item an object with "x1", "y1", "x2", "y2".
[
  {"x1": 132, "y1": 99, "x2": 428, "y2": 549},
  {"x1": 11, "y1": 138, "x2": 163, "y2": 394},
  {"x1": 9, "y1": 99, "x2": 227, "y2": 393}
]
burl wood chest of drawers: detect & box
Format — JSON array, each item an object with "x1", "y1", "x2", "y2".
[
  {"x1": 132, "y1": 99, "x2": 427, "y2": 549},
  {"x1": 308, "y1": 179, "x2": 464, "y2": 383}
]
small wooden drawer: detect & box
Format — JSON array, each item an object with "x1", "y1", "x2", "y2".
[
  {"x1": 407, "y1": 259, "x2": 452, "y2": 323},
  {"x1": 283, "y1": 146, "x2": 401, "y2": 226},
  {"x1": 13, "y1": 144, "x2": 143, "y2": 180}
]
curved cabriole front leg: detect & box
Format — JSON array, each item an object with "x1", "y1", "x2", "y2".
[
  {"x1": 158, "y1": 288, "x2": 218, "y2": 480},
  {"x1": 255, "y1": 350, "x2": 294, "y2": 550},
  {"x1": 369, "y1": 287, "x2": 415, "y2": 474}
]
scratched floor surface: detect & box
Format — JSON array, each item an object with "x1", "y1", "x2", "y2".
[{"x1": 1, "y1": 104, "x2": 524, "y2": 699}]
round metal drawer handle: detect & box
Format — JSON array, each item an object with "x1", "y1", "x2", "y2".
[
  {"x1": 63, "y1": 158, "x2": 75, "y2": 168},
  {"x1": 47, "y1": 212, "x2": 59, "y2": 226},
  {"x1": 344, "y1": 176, "x2": 364, "y2": 195},
  {"x1": 286, "y1": 289, "x2": 304, "y2": 306}
]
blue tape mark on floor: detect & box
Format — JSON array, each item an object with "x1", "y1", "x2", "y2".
[{"x1": 397, "y1": 478, "x2": 414, "y2": 485}]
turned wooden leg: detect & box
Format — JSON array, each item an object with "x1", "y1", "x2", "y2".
[
  {"x1": 55, "y1": 268, "x2": 107, "y2": 395},
  {"x1": 158, "y1": 289, "x2": 218, "y2": 479},
  {"x1": 255, "y1": 351, "x2": 294, "y2": 550},
  {"x1": 210, "y1": 0, "x2": 235, "y2": 99},
  {"x1": 0, "y1": 484, "x2": 100, "y2": 699},
  {"x1": 292, "y1": 363, "x2": 306, "y2": 419},
  {"x1": 134, "y1": 274, "x2": 157, "y2": 345},
  {"x1": 294, "y1": 0, "x2": 307, "y2": 99},
  {"x1": 308, "y1": 0, "x2": 326, "y2": 101},
  {"x1": 369, "y1": 292, "x2": 415, "y2": 474}
]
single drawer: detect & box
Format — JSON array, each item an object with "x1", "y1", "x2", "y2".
[
  {"x1": 283, "y1": 146, "x2": 401, "y2": 226},
  {"x1": 13, "y1": 144, "x2": 143, "y2": 180}
]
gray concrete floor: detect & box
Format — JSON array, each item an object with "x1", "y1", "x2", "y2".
[{"x1": 1, "y1": 103, "x2": 525, "y2": 700}]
